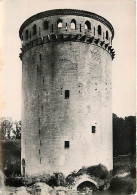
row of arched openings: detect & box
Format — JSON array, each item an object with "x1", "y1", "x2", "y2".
[
  {"x1": 23, "y1": 19, "x2": 109, "y2": 41},
  {"x1": 25, "y1": 24, "x2": 37, "y2": 40}
]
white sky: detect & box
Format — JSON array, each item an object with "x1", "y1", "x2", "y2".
[{"x1": 0, "y1": 0, "x2": 136, "y2": 120}]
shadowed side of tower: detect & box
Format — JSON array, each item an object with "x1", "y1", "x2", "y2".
[{"x1": 19, "y1": 9, "x2": 115, "y2": 176}]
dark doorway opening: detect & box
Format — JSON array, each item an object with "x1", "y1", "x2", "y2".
[{"x1": 77, "y1": 181, "x2": 97, "y2": 192}]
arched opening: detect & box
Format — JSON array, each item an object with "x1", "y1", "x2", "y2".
[
  {"x1": 32, "y1": 24, "x2": 37, "y2": 35},
  {"x1": 77, "y1": 181, "x2": 97, "y2": 192},
  {"x1": 98, "y1": 25, "x2": 102, "y2": 35},
  {"x1": 71, "y1": 19, "x2": 76, "y2": 29},
  {"x1": 85, "y1": 21, "x2": 91, "y2": 30},
  {"x1": 43, "y1": 21, "x2": 49, "y2": 30},
  {"x1": 22, "y1": 158, "x2": 25, "y2": 177},
  {"x1": 25, "y1": 30, "x2": 29, "y2": 40},
  {"x1": 106, "y1": 30, "x2": 109, "y2": 40},
  {"x1": 57, "y1": 19, "x2": 62, "y2": 28}
]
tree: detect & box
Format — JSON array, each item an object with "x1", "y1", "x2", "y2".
[
  {"x1": 0, "y1": 118, "x2": 21, "y2": 140},
  {"x1": 113, "y1": 114, "x2": 136, "y2": 156}
]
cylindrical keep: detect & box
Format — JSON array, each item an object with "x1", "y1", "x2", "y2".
[{"x1": 19, "y1": 9, "x2": 114, "y2": 176}]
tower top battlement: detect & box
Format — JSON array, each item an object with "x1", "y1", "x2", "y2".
[
  {"x1": 19, "y1": 9, "x2": 114, "y2": 39},
  {"x1": 19, "y1": 9, "x2": 115, "y2": 60}
]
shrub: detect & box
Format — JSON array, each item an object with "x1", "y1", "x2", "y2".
[
  {"x1": 86, "y1": 164, "x2": 109, "y2": 180},
  {"x1": 5, "y1": 177, "x2": 24, "y2": 187},
  {"x1": 110, "y1": 176, "x2": 136, "y2": 194}
]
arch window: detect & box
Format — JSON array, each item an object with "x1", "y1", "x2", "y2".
[
  {"x1": 32, "y1": 24, "x2": 37, "y2": 35},
  {"x1": 98, "y1": 25, "x2": 102, "y2": 35},
  {"x1": 57, "y1": 19, "x2": 62, "y2": 28},
  {"x1": 43, "y1": 21, "x2": 49, "y2": 30},
  {"x1": 71, "y1": 19, "x2": 76, "y2": 29},
  {"x1": 85, "y1": 21, "x2": 91, "y2": 30},
  {"x1": 25, "y1": 30, "x2": 29, "y2": 40},
  {"x1": 106, "y1": 30, "x2": 109, "y2": 40}
]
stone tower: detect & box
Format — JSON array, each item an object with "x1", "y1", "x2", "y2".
[{"x1": 19, "y1": 9, "x2": 115, "y2": 176}]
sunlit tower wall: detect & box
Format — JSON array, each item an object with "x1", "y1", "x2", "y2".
[{"x1": 19, "y1": 9, "x2": 115, "y2": 176}]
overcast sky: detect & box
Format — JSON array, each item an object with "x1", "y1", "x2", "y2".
[{"x1": 0, "y1": 0, "x2": 136, "y2": 120}]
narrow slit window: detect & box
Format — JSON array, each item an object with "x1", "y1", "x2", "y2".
[
  {"x1": 94, "y1": 27, "x2": 95, "y2": 35},
  {"x1": 80, "y1": 24, "x2": 81, "y2": 32},
  {"x1": 39, "y1": 149, "x2": 40, "y2": 154},
  {"x1": 65, "y1": 90, "x2": 70, "y2": 99},
  {"x1": 103, "y1": 32, "x2": 105, "y2": 40},
  {"x1": 65, "y1": 141, "x2": 69, "y2": 148},
  {"x1": 43, "y1": 78, "x2": 44, "y2": 84},
  {"x1": 106, "y1": 30, "x2": 109, "y2": 40},
  {"x1": 92, "y1": 126, "x2": 96, "y2": 133},
  {"x1": 40, "y1": 158, "x2": 41, "y2": 164},
  {"x1": 66, "y1": 23, "x2": 68, "y2": 31},
  {"x1": 39, "y1": 54, "x2": 41, "y2": 61},
  {"x1": 32, "y1": 24, "x2": 37, "y2": 35},
  {"x1": 98, "y1": 25, "x2": 102, "y2": 35},
  {"x1": 25, "y1": 30, "x2": 29, "y2": 40},
  {"x1": 52, "y1": 24, "x2": 53, "y2": 32},
  {"x1": 39, "y1": 129, "x2": 40, "y2": 135}
]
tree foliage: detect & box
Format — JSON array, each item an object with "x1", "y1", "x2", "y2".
[
  {"x1": 113, "y1": 114, "x2": 136, "y2": 157},
  {"x1": 0, "y1": 117, "x2": 21, "y2": 140}
]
